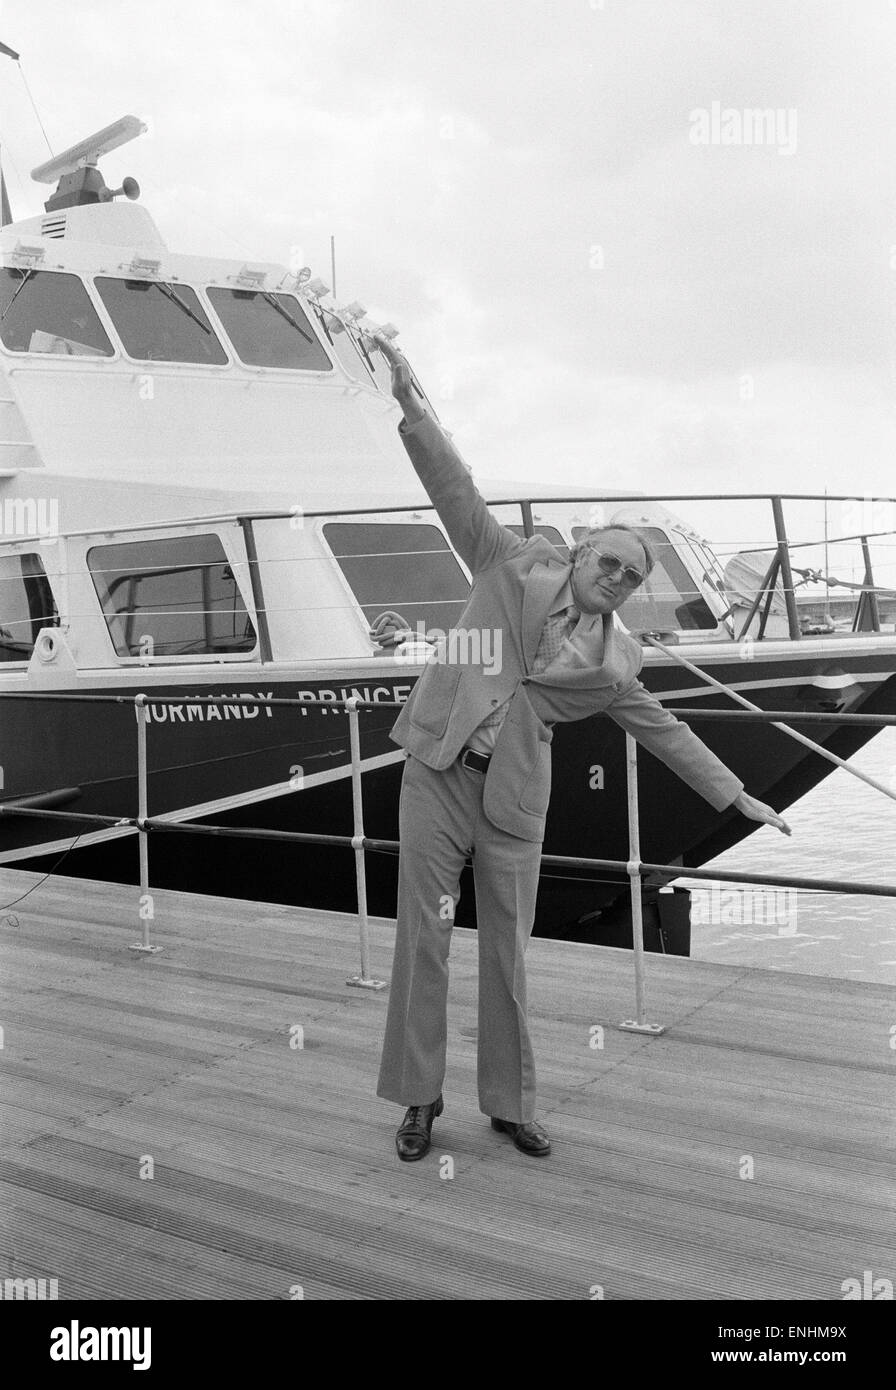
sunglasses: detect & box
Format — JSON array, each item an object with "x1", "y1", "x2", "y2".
[{"x1": 581, "y1": 546, "x2": 646, "y2": 589}]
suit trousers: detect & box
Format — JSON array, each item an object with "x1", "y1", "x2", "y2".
[{"x1": 376, "y1": 752, "x2": 542, "y2": 1122}]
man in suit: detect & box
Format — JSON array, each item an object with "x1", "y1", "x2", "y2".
[{"x1": 373, "y1": 336, "x2": 791, "y2": 1162}]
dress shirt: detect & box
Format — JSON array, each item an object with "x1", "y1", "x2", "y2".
[{"x1": 465, "y1": 578, "x2": 606, "y2": 755}]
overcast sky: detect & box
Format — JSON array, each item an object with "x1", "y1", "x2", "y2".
[{"x1": 1, "y1": 0, "x2": 895, "y2": 504}]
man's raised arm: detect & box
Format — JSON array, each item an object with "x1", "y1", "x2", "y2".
[{"x1": 374, "y1": 336, "x2": 524, "y2": 575}]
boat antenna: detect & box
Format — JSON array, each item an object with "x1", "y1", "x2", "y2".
[
  {"x1": 0, "y1": 38, "x2": 56, "y2": 225},
  {"x1": 331, "y1": 234, "x2": 337, "y2": 298},
  {"x1": 823, "y1": 488, "x2": 831, "y2": 625}
]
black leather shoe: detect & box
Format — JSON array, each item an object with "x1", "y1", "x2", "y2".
[
  {"x1": 490, "y1": 1117, "x2": 551, "y2": 1157},
  {"x1": 395, "y1": 1094, "x2": 444, "y2": 1161}
]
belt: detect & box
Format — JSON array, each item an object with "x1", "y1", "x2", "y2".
[{"x1": 460, "y1": 747, "x2": 491, "y2": 773}]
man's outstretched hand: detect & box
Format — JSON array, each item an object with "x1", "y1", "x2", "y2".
[
  {"x1": 372, "y1": 334, "x2": 426, "y2": 425},
  {"x1": 733, "y1": 791, "x2": 792, "y2": 836}
]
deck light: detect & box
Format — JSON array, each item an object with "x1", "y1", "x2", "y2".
[
  {"x1": 9, "y1": 241, "x2": 45, "y2": 269},
  {"x1": 305, "y1": 277, "x2": 331, "y2": 299},
  {"x1": 360, "y1": 321, "x2": 392, "y2": 356},
  {"x1": 124, "y1": 255, "x2": 161, "y2": 278},
  {"x1": 343, "y1": 300, "x2": 367, "y2": 321},
  {"x1": 230, "y1": 265, "x2": 268, "y2": 289}
]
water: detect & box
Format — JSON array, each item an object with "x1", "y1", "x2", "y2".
[{"x1": 678, "y1": 729, "x2": 896, "y2": 983}]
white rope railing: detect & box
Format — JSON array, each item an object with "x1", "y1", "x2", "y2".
[{"x1": 642, "y1": 634, "x2": 896, "y2": 806}]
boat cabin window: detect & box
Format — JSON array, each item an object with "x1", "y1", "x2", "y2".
[
  {"x1": 507, "y1": 524, "x2": 570, "y2": 559},
  {"x1": 314, "y1": 308, "x2": 376, "y2": 383},
  {"x1": 0, "y1": 553, "x2": 59, "y2": 662},
  {"x1": 94, "y1": 278, "x2": 228, "y2": 365},
  {"x1": 0, "y1": 269, "x2": 113, "y2": 357},
  {"x1": 314, "y1": 307, "x2": 437, "y2": 412},
  {"x1": 322, "y1": 522, "x2": 471, "y2": 634},
  {"x1": 685, "y1": 535, "x2": 729, "y2": 606},
  {"x1": 362, "y1": 339, "x2": 395, "y2": 393},
  {"x1": 571, "y1": 525, "x2": 717, "y2": 631},
  {"x1": 87, "y1": 535, "x2": 256, "y2": 658},
  {"x1": 207, "y1": 288, "x2": 332, "y2": 370}
]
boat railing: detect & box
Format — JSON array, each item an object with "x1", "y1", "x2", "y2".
[
  {"x1": 3, "y1": 490, "x2": 893, "y2": 649},
  {"x1": 5, "y1": 490, "x2": 894, "y2": 538},
  {"x1": 0, "y1": 690, "x2": 894, "y2": 1032},
  {"x1": 288, "y1": 490, "x2": 896, "y2": 641}
]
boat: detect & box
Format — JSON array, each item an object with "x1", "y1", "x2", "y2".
[{"x1": 1, "y1": 115, "x2": 895, "y2": 952}]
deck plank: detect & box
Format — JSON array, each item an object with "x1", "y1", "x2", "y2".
[{"x1": 0, "y1": 866, "x2": 893, "y2": 1301}]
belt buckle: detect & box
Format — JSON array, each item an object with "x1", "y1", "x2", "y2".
[{"x1": 461, "y1": 748, "x2": 489, "y2": 773}]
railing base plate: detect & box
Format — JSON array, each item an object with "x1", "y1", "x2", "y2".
[
  {"x1": 346, "y1": 974, "x2": 388, "y2": 991},
  {"x1": 618, "y1": 1020, "x2": 665, "y2": 1035}
]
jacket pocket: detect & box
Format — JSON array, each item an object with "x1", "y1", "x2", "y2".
[
  {"x1": 408, "y1": 663, "x2": 463, "y2": 737},
  {"x1": 518, "y1": 737, "x2": 552, "y2": 816}
]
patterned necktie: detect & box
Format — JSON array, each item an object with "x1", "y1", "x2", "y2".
[
  {"x1": 479, "y1": 606, "x2": 580, "y2": 729},
  {"x1": 531, "y1": 605, "x2": 580, "y2": 674}
]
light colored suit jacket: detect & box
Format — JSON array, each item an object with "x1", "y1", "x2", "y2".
[{"x1": 389, "y1": 413, "x2": 744, "y2": 841}]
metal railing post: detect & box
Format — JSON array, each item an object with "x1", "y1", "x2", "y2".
[
  {"x1": 855, "y1": 535, "x2": 882, "y2": 632},
  {"x1": 771, "y1": 496, "x2": 801, "y2": 640},
  {"x1": 619, "y1": 734, "x2": 665, "y2": 1036},
  {"x1": 237, "y1": 517, "x2": 273, "y2": 662},
  {"x1": 344, "y1": 696, "x2": 386, "y2": 990},
  {"x1": 735, "y1": 551, "x2": 780, "y2": 641},
  {"x1": 5, "y1": 691, "x2": 896, "y2": 985},
  {"x1": 129, "y1": 694, "x2": 162, "y2": 955}
]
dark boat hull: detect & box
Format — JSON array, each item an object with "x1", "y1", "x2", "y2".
[{"x1": 2, "y1": 652, "x2": 894, "y2": 949}]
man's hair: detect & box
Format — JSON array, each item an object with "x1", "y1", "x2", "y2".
[{"x1": 569, "y1": 523, "x2": 657, "y2": 577}]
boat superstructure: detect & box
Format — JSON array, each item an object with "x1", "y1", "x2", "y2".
[{"x1": 1, "y1": 116, "x2": 895, "y2": 949}]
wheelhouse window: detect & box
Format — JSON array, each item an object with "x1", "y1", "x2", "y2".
[
  {"x1": 207, "y1": 288, "x2": 332, "y2": 369},
  {"x1": 323, "y1": 522, "x2": 470, "y2": 634},
  {"x1": 312, "y1": 307, "x2": 376, "y2": 383},
  {"x1": 362, "y1": 337, "x2": 395, "y2": 393},
  {"x1": 507, "y1": 524, "x2": 570, "y2": 559},
  {"x1": 0, "y1": 268, "x2": 113, "y2": 356},
  {"x1": 571, "y1": 525, "x2": 717, "y2": 631},
  {"x1": 0, "y1": 553, "x2": 59, "y2": 662},
  {"x1": 312, "y1": 307, "x2": 438, "y2": 414},
  {"x1": 94, "y1": 277, "x2": 227, "y2": 365},
  {"x1": 88, "y1": 534, "x2": 256, "y2": 658}
]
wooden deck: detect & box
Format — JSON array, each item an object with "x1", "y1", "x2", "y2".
[{"x1": 0, "y1": 866, "x2": 893, "y2": 1301}]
